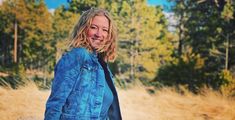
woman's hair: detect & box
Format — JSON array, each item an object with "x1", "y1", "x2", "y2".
[{"x1": 69, "y1": 7, "x2": 117, "y2": 62}]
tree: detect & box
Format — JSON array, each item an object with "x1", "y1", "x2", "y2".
[
  {"x1": 158, "y1": 0, "x2": 235, "y2": 91},
  {"x1": 0, "y1": 0, "x2": 53, "y2": 68},
  {"x1": 0, "y1": 0, "x2": 54, "y2": 87},
  {"x1": 51, "y1": 6, "x2": 79, "y2": 62},
  {"x1": 111, "y1": 0, "x2": 174, "y2": 85}
]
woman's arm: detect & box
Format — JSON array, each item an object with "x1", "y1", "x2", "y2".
[{"x1": 44, "y1": 48, "x2": 85, "y2": 120}]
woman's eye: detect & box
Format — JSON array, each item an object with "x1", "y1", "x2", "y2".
[
  {"x1": 90, "y1": 26, "x2": 97, "y2": 29},
  {"x1": 103, "y1": 29, "x2": 108, "y2": 32}
]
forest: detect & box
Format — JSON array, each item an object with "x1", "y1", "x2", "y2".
[{"x1": 0, "y1": 0, "x2": 235, "y2": 97}]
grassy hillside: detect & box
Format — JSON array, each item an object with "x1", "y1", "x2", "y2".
[{"x1": 0, "y1": 83, "x2": 234, "y2": 120}]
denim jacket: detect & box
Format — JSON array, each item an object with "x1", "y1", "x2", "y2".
[{"x1": 44, "y1": 48, "x2": 122, "y2": 120}]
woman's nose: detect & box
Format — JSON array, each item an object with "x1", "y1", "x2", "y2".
[{"x1": 95, "y1": 29, "x2": 102, "y2": 37}]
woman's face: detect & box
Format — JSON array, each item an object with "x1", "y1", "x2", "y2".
[{"x1": 87, "y1": 15, "x2": 109, "y2": 51}]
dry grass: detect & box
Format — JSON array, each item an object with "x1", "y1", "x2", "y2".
[
  {"x1": 119, "y1": 86, "x2": 235, "y2": 120},
  {"x1": 0, "y1": 83, "x2": 48, "y2": 120},
  {"x1": 0, "y1": 83, "x2": 235, "y2": 120}
]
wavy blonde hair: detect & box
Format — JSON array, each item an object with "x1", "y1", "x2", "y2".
[{"x1": 69, "y1": 8, "x2": 117, "y2": 62}]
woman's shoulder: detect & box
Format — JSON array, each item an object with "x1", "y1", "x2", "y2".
[
  {"x1": 63, "y1": 47, "x2": 89, "y2": 59},
  {"x1": 71, "y1": 47, "x2": 89, "y2": 54},
  {"x1": 57, "y1": 47, "x2": 89, "y2": 68}
]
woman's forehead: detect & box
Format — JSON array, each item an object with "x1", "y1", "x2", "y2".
[{"x1": 92, "y1": 16, "x2": 109, "y2": 28}]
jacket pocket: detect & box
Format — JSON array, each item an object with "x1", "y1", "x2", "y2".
[{"x1": 74, "y1": 63, "x2": 97, "y2": 91}]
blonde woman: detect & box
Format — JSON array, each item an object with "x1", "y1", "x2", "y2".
[{"x1": 45, "y1": 8, "x2": 122, "y2": 120}]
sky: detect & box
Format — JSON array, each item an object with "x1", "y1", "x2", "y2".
[
  {"x1": 45, "y1": 0, "x2": 68, "y2": 9},
  {"x1": 148, "y1": 0, "x2": 173, "y2": 8},
  {"x1": 45, "y1": 0, "x2": 173, "y2": 10}
]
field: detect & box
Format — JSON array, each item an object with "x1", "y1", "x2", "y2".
[{"x1": 0, "y1": 83, "x2": 235, "y2": 120}]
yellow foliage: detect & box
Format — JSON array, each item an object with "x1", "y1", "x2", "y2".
[
  {"x1": 220, "y1": 70, "x2": 235, "y2": 97},
  {"x1": 181, "y1": 47, "x2": 205, "y2": 69}
]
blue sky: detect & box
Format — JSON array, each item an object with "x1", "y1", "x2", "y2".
[
  {"x1": 148, "y1": 0, "x2": 173, "y2": 6},
  {"x1": 45, "y1": 0, "x2": 68, "y2": 9},
  {"x1": 45, "y1": 0, "x2": 173, "y2": 10}
]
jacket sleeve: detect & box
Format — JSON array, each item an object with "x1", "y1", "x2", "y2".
[{"x1": 44, "y1": 50, "x2": 83, "y2": 120}]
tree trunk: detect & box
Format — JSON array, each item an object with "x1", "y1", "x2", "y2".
[
  {"x1": 0, "y1": 32, "x2": 3, "y2": 65},
  {"x1": 225, "y1": 34, "x2": 229, "y2": 70},
  {"x1": 130, "y1": 45, "x2": 134, "y2": 81},
  {"x1": 14, "y1": 21, "x2": 18, "y2": 63}
]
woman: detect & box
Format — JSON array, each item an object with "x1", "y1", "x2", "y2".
[{"x1": 44, "y1": 8, "x2": 122, "y2": 120}]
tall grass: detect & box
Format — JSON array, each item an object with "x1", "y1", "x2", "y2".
[
  {"x1": 0, "y1": 83, "x2": 234, "y2": 120},
  {"x1": 119, "y1": 86, "x2": 235, "y2": 120},
  {"x1": 0, "y1": 83, "x2": 48, "y2": 120}
]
